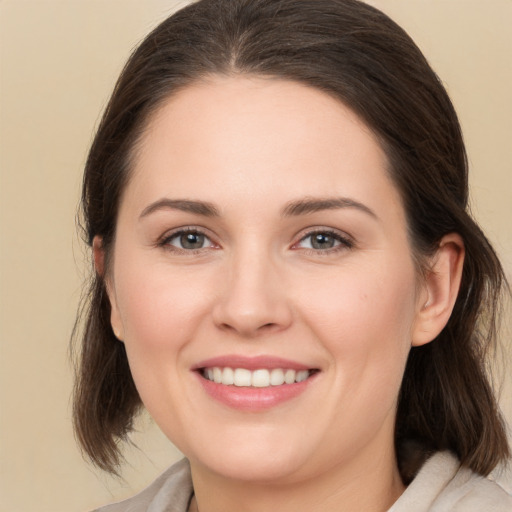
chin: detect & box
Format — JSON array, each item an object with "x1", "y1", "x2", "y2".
[
  {"x1": 200, "y1": 451, "x2": 310, "y2": 483},
  {"x1": 183, "y1": 427, "x2": 315, "y2": 483}
]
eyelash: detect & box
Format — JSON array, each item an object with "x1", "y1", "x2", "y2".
[
  {"x1": 158, "y1": 227, "x2": 216, "y2": 254},
  {"x1": 157, "y1": 227, "x2": 354, "y2": 255},
  {"x1": 293, "y1": 229, "x2": 354, "y2": 255}
]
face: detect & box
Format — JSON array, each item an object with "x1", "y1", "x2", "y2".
[{"x1": 106, "y1": 76, "x2": 425, "y2": 484}]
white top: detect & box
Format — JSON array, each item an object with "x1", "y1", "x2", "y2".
[{"x1": 93, "y1": 452, "x2": 512, "y2": 511}]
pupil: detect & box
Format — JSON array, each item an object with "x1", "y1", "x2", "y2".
[
  {"x1": 312, "y1": 233, "x2": 333, "y2": 249},
  {"x1": 181, "y1": 233, "x2": 204, "y2": 249}
]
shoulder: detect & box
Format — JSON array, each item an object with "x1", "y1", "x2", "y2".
[
  {"x1": 390, "y1": 451, "x2": 512, "y2": 512},
  {"x1": 91, "y1": 458, "x2": 193, "y2": 512},
  {"x1": 442, "y1": 463, "x2": 512, "y2": 512}
]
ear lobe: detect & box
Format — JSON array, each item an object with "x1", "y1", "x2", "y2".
[
  {"x1": 92, "y1": 236, "x2": 105, "y2": 276},
  {"x1": 412, "y1": 233, "x2": 465, "y2": 347},
  {"x1": 92, "y1": 236, "x2": 124, "y2": 341}
]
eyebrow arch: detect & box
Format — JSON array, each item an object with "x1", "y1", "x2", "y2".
[
  {"x1": 282, "y1": 197, "x2": 378, "y2": 219},
  {"x1": 139, "y1": 198, "x2": 220, "y2": 220}
]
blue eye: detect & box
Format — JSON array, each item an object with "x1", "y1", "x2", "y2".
[
  {"x1": 164, "y1": 230, "x2": 214, "y2": 250},
  {"x1": 297, "y1": 231, "x2": 352, "y2": 251}
]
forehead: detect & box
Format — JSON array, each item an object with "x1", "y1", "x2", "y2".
[{"x1": 124, "y1": 75, "x2": 402, "y2": 222}]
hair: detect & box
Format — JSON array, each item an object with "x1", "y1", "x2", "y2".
[{"x1": 72, "y1": 0, "x2": 510, "y2": 478}]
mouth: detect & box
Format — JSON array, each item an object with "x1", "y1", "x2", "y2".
[
  {"x1": 200, "y1": 367, "x2": 317, "y2": 387},
  {"x1": 193, "y1": 357, "x2": 320, "y2": 411}
]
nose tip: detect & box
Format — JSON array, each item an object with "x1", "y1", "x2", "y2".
[{"x1": 212, "y1": 261, "x2": 292, "y2": 338}]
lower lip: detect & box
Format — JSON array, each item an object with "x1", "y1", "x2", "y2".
[{"x1": 195, "y1": 373, "x2": 316, "y2": 411}]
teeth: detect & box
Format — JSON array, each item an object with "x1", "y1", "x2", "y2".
[
  {"x1": 213, "y1": 367, "x2": 222, "y2": 384},
  {"x1": 296, "y1": 370, "x2": 309, "y2": 382},
  {"x1": 203, "y1": 367, "x2": 313, "y2": 387},
  {"x1": 284, "y1": 369, "x2": 296, "y2": 384},
  {"x1": 234, "y1": 368, "x2": 252, "y2": 387},
  {"x1": 270, "y1": 368, "x2": 285, "y2": 386},
  {"x1": 222, "y1": 367, "x2": 234, "y2": 385},
  {"x1": 252, "y1": 369, "x2": 270, "y2": 387}
]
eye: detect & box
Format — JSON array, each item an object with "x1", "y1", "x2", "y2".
[
  {"x1": 295, "y1": 230, "x2": 353, "y2": 251},
  {"x1": 162, "y1": 229, "x2": 215, "y2": 251}
]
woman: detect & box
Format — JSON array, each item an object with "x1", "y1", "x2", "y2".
[{"x1": 73, "y1": 0, "x2": 512, "y2": 510}]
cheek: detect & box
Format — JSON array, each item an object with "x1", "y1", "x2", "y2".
[
  {"x1": 112, "y1": 261, "x2": 219, "y2": 423},
  {"x1": 301, "y1": 263, "x2": 415, "y2": 338},
  {"x1": 111, "y1": 260, "x2": 220, "y2": 417},
  {"x1": 114, "y1": 261, "x2": 215, "y2": 348},
  {"x1": 295, "y1": 257, "x2": 417, "y2": 389}
]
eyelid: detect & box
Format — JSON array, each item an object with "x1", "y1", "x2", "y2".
[
  {"x1": 157, "y1": 226, "x2": 219, "y2": 251},
  {"x1": 291, "y1": 227, "x2": 354, "y2": 252},
  {"x1": 155, "y1": 225, "x2": 353, "y2": 254}
]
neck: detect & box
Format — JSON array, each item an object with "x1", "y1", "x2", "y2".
[{"x1": 189, "y1": 443, "x2": 405, "y2": 512}]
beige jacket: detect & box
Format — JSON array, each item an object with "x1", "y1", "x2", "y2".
[{"x1": 93, "y1": 452, "x2": 512, "y2": 511}]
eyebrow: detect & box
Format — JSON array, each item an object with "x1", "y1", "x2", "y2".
[
  {"x1": 281, "y1": 197, "x2": 378, "y2": 219},
  {"x1": 139, "y1": 198, "x2": 220, "y2": 219},
  {"x1": 139, "y1": 196, "x2": 377, "y2": 221}
]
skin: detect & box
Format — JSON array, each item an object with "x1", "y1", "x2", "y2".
[{"x1": 97, "y1": 76, "x2": 464, "y2": 512}]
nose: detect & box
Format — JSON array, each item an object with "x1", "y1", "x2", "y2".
[{"x1": 212, "y1": 249, "x2": 293, "y2": 338}]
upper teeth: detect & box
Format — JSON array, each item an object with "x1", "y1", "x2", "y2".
[{"x1": 203, "y1": 367, "x2": 310, "y2": 387}]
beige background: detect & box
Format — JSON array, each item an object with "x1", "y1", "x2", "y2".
[{"x1": 0, "y1": 1, "x2": 510, "y2": 511}]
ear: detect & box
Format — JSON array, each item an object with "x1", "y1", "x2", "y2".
[
  {"x1": 92, "y1": 236, "x2": 105, "y2": 276},
  {"x1": 412, "y1": 233, "x2": 465, "y2": 347},
  {"x1": 92, "y1": 236, "x2": 124, "y2": 341}
]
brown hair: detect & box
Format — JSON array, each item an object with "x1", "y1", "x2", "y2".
[{"x1": 72, "y1": 0, "x2": 510, "y2": 477}]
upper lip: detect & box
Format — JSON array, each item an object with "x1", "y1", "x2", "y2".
[{"x1": 192, "y1": 355, "x2": 314, "y2": 371}]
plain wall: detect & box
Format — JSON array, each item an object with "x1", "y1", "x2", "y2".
[{"x1": 0, "y1": 1, "x2": 510, "y2": 511}]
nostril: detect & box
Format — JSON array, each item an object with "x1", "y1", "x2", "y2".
[
  {"x1": 216, "y1": 320, "x2": 281, "y2": 337},
  {"x1": 218, "y1": 322, "x2": 237, "y2": 332},
  {"x1": 256, "y1": 322, "x2": 281, "y2": 334},
  {"x1": 211, "y1": 286, "x2": 293, "y2": 336}
]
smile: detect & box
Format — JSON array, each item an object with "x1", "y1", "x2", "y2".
[
  {"x1": 202, "y1": 367, "x2": 313, "y2": 387},
  {"x1": 194, "y1": 357, "x2": 320, "y2": 410}
]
